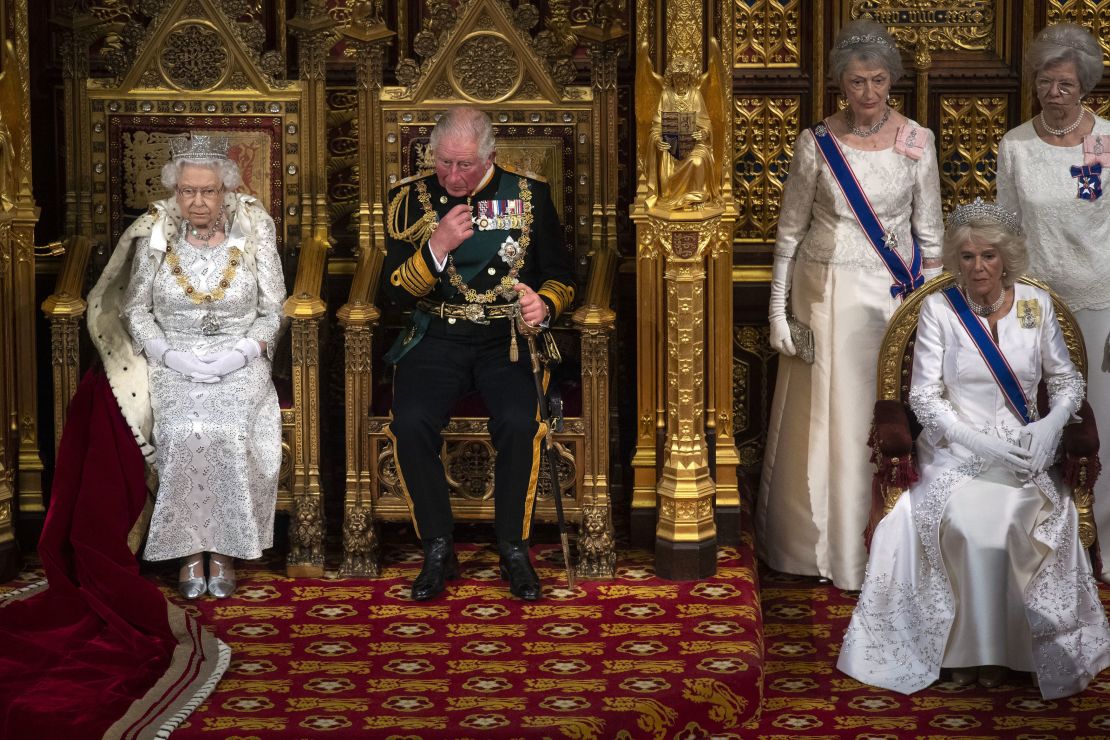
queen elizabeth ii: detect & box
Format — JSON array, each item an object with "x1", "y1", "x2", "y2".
[{"x1": 87, "y1": 132, "x2": 286, "y2": 599}]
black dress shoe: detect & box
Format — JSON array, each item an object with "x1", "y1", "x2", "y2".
[
  {"x1": 411, "y1": 536, "x2": 459, "y2": 601},
  {"x1": 497, "y1": 540, "x2": 542, "y2": 601}
]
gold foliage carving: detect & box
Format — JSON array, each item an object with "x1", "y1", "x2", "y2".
[
  {"x1": 850, "y1": 1, "x2": 996, "y2": 52},
  {"x1": 733, "y1": 96, "x2": 800, "y2": 242},
  {"x1": 160, "y1": 22, "x2": 231, "y2": 91},
  {"x1": 452, "y1": 33, "x2": 521, "y2": 101},
  {"x1": 1048, "y1": 2, "x2": 1110, "y2": 65},
  {"x1": 938, "y1": 95, "x2": 1008, "y2": 212},
  {"x1": 733, "y1": 0, "x2": 801, "y2": 68}
]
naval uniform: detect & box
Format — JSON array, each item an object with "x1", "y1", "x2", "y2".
[{"x1": 382, "y1": 165, "x2": 576, "y2": 544}]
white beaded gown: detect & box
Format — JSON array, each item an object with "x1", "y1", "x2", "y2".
[
  {"x1": 838, "y1": 285, "x2": 1110, "y2": 699},
  {"x1": 757, "y1": 121, "x2": 944, "y2": 590},
  {"x1": 121, "y1": 206, "x2": 285, "y2": 561},
  {"x1": 996, "y1": 115, "x2": 1110, "y2": 579}
]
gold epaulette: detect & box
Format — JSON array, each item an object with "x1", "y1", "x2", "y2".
[{"x1": 387, "y1": 180, "x2": 436, "y2": 246}]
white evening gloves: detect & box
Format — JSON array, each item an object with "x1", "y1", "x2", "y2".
[
  {"x1": 768, "y1": 256, "x2": 796, "y2": 356},
  {"x1": 196, "y1": 338, "x2": 263, "y2": 378},
  {"x1": 944, "y1": 420, "x2": 1032, "y2": 477},
  {"x1": 144, "y1": 337, "x2": 262, "y2": 382},
  {"x1": 1020, "y1": 402, "x2": 1071, "y2": 475}
]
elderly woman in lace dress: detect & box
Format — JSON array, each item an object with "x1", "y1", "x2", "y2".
[
  {"x1": 996, "y1": 23, "x2": 1110, "y2": 581},
  {"x1": 87, "y1": 133, "x2": 286, "y2": 599},
  {"x1": 838, "y1": 200, "x2": 1110, "y2": 698}
]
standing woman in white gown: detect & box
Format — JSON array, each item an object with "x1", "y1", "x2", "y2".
[
  {"x1": 759, "y1": 20, "x2": 944, "y2": 589},
  {"x1": 995, "y1": 23, "x2": 1110, "y2": 580},
  {"x1": 88, "y1": 133, "x2": 286, "y2": 599},
  {"x1": 839, "y1": 200, "x2": 1110, "y2": 698}
]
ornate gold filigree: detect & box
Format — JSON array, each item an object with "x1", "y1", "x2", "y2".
[
  {"x1": 938, "y1": 95, "x2": 1008, "y2": 212},
  {"x1": 159, "y1": 23, "x2": 230, "y2": 90},
  {"x1": 452, "y1": 34, "x2": 521, "y2": 102},
  {"x1": 733, "y1": 0, "x2": 801, "y2": 67},
  {"x1": 1048, "y1": 2, "x2": 1110, "y2": 66},
  {"x1": 733, "y1": 95, "x2": 800, "y2": 242},
  {"x1": 850, "y1": 1, "x2": 996, "y2": 53}
]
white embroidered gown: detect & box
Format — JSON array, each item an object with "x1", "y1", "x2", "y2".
[
  {"x1": 757, "y1": 121, "x2": 944, "y2": 590},
  {"x1": 997, "y1": 115, "x2": 1110, "y2": 579},
  {"x1": 838, "y1": 285, "x2": 1110, "y2": 699},
  {"x1": 122, "y1": 215, "x2": 285, "y2": 561}
]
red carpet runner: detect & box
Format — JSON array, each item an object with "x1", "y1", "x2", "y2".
[{"x1": 123, "y1": 538, "x2": 763, "y2": 738}]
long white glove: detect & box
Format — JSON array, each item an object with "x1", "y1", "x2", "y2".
[
  {"x1": 923, "y1": 265, "x2": 943, "y2": 281},
  {"x1": 1020, "y1": 403, "x2": 1072, "y2": 475},
  {"x1": 195, "y1": 338, "x2": 262, "y2": 378},
  {"x1": 143, "y1": 338, "x2": 171, "y2": 367},
  {"x1": 946, "y1": 420, "x2": 1032, "y2": 476},
  {"x1": 768, "y1": 256, "x2": 796, "y2": 356},
  {"x1": 164, "y1": 351, "x2": 220, "y2": 383},
  {"x1": 145, "y1": 338, "x2": 218, "y2": 382}
]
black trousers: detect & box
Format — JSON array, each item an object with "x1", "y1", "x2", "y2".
[{"x1": 388, "y1": 318, "x2": 542, "y2": 543}]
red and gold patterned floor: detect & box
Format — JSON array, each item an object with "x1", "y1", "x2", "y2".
[
  {"x1": 157, "y1": 538, "x2": 765, "y2": 739},
  {"x1": 6, "y1": 532, "x2": 1110, "y2": 738}
]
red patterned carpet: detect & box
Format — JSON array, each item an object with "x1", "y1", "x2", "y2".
[
  {"x1": 6, "y1": 531, "x2": 1110, "y2": 738},
  {"x1": 755, "y1": 568, "x2": 1110, "y2": 739},
  {"x1": 148, "y1": 536, "x2": 762, "y2": 738}
]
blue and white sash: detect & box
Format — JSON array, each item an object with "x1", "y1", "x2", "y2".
[
  {"x1": 942, "y1": 286, "x2": 1032, "y2": 425},
  {"x1": 811, "y1": 122, "x2": 924, "y2": 299}
]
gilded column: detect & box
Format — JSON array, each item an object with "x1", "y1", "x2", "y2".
[
  {"x1": 574, "y1": 14, "x2": 625, "y2": 578},
  {"x1": 8, "y1": 0, "x2": 43, "y2": 526},
  {"x1": 654, "y1": 215, "x2": 719, "y2": 579},
  {"x1": 337, "y1": 16, "x2": 394, "y2": 578}
]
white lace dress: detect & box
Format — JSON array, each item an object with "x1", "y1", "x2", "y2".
[
  {"x1": 757, "y1": 121, "x2": 944, "y2": 590},
  {"x1": 121, "y1": 213, "x2": 285, "y2": 561},
  {"x1": 997, "y1": 115, "x2": 1110, "y2": 579},
  {"x1": 838, "y1": 286, "x2": 1110, "y2": 699}
]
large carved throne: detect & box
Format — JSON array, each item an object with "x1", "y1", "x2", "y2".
[
  {"x1": 336, "y1": 0, "x2": 621, "y2": 579},
  {"x1": 41, "y1": 0, "x2": 328, "y2": 575},
  {"x1": 870, "y1": 275, "x2": 1101, "y2": 550}
]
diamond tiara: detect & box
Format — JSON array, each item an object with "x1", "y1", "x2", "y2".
[
  {"x1": 169, "y1": 133, "x2": 230, "y2": 161},
  {"x1": 1040, "y1": 27, "x2": 1099, "y2": 56},
  {"x1": 836, "y1": 33, "x2": 896, "y2": 51},
  {"x1": 946, "y1": 197, "x2": 1022, "y2": 235}
]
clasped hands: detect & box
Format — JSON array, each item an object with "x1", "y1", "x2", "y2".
[
  {"x1": 145, "y1": 337, "x2": 262, "y2": 383},
  {"x1": 946, "y1": 404, "x2": 1070, "y2": 478}
]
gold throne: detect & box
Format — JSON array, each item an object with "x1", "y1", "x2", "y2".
[
  {"x1": 40, "y1": 0, "x2": 328, "y2": 576},
  {"x1": 870, "y1": 275, "x2": 1100, "y2": 550},
  {"x1": 335, "y1": 0, "x2": 620, "y2": 579}
]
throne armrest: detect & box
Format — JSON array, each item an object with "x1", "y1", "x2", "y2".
[
  {"x1": 1063, "y1": 399, "x2": 1100, "y2": 551},
  {"x1": 866, "y1": 399, "x2": 919, "y2": 548}
]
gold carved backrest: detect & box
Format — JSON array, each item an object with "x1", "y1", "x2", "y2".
[
  {"x1": 876, "y1": 275, "x2": 1089, "y2": 406},
  {"x1": 99, "y1": 112, "x2": 296, "y2": 250},
  {"x1": 82, "y1": 0, "x2": 302, "y2": 261},
  {"x1": 381, "y1": 110, "x2": 590, "y2": 287}
]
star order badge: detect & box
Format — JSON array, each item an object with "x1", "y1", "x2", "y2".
[{"x1": 499, "y1": 235, "x2": 521, "y2": 264}]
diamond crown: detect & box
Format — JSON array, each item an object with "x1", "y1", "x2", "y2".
[
  {"x1": 836, "y1": 33, "x2": 896, "y2": 51},
  {"x1": 946, "y1": 197, "x2": 1022, "y2": 235},
  {"x1": 169, "y1": 133, "x2": 230, "y2": 161}
]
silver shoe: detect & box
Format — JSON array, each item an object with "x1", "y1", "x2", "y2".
[
  {"x1": 207, "y1": 553, "x2": 237, "y2": 599},
  {"x1": 178, "y1": 555, "x2": 206, "y2": 600}
]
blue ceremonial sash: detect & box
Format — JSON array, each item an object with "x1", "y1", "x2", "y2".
[
  {"x1": 810, "y1": 123, "x2": 924, "y2": 299},
  {"x1": 941, "y1": 286, "x2": 1032, "y2": 425}
]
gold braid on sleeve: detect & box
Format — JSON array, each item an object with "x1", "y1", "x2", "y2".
[{"x1": 387, "y1": 185, "x2": 437, "y2": 246}]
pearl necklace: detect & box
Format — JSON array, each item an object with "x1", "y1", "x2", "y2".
[
  {"x1": 964, "y1": 286, "x2": 1006, "y2": 316},
  {"x1": 187, "y1": 207, "x2": 225, "y2": 247},
  {"x1": 1039, "y1": 107, "x2": 1086, "y2": 137},
  {"x1": 845, "y1": 106, "x2": 891, "y2": 137}
]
